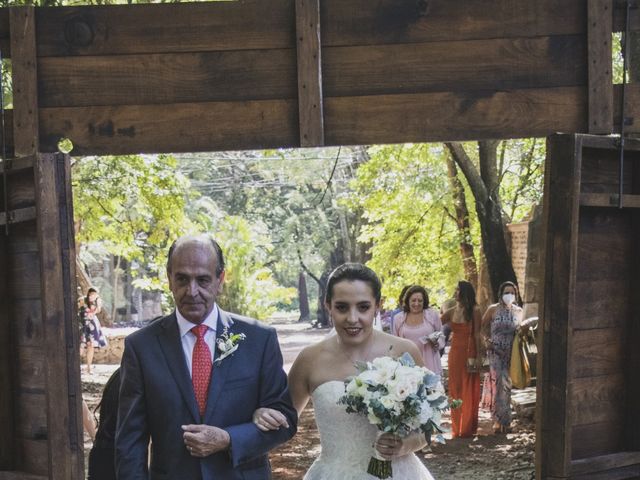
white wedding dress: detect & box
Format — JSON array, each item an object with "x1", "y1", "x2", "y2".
[{"x1": 304, "y1": 381, "x2": 435, "y2": 480}]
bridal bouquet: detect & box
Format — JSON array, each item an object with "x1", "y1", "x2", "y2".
[{"x1": 338, "y1": 353, "x2": 453, "y2": 479}]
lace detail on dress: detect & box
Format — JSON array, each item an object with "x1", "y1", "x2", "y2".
[{"x1": 304, "y1": 381, "x2": 434, "y2": 480}]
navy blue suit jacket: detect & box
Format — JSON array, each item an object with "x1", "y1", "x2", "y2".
[{"x1": 115, "y1": 310, "x2": 297, "y2": 479}]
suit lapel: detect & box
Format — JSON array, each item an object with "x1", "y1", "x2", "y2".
[
  {"x1": 156, "y1": 314, "x2": 200, "y2": 423},
  {"x1": 203, "y1": 309, "x2": 234, "y2": 422}
]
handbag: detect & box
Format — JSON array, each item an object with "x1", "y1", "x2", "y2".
[{"x1": 510, "y1": 333, "x2": 531, "y2": 389}]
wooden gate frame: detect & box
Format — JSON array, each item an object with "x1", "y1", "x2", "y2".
[{"x1": 0, "y1": 1, "x2": 638, "y2": 479}]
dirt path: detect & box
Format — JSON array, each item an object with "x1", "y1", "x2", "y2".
[{"x1": 82, "y1": 320, "x2": 535, "y2": 479}]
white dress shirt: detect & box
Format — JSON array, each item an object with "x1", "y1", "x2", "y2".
[{"x1": 176, "y1": 304, "x2": 219, "y2": 377}]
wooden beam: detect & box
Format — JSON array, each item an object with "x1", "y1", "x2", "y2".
[
  {"x1": 0, "y1": 206, "x2": 37, "y2": 226},
  {"x1": 587, "y1": 0, "x2": 614, "y2": 134},
  {"x1": 34, "y1": 153, "x2": 82, "y2": 480},
  {"x1": 0, "y1": 473, "x2": 47, "y2": 480},
  {"x1": 0, "y1": 155, "x2": 34, "y2": 175},
  {"x1": 0, "y1": 234, "x2": 14, "y2": 471},
  {"x1": 10, "y1": 6, "x2": 38, "y2": 156},
  {"x1": 571, "y1": 451, "x2": 640, "y2": 475},
  {"x1": 580, "y1": 192, "x2": 640, "y2": 207},
  {"x1": 295, "y1": 0, "x2": 324, "y2": 146}
]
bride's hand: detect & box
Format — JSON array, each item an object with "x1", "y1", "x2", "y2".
[
  {"x1": 375, "y1": 431, "x2": 427, "y2": 459},
  {"x1": 252, "y1": 407, "x2": 289, "y2": 432}
]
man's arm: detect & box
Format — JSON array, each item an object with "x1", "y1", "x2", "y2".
[
  {"x1": 115, "y1": 337, "x2": 150, "y2": 480},
  {"x1": 224, "y1": 328, "x2": 297, "y2": 467}
]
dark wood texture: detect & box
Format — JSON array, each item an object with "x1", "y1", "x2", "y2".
[
  {"x1": 37, "y1": 49, "x2": 298, "y2": 108},
  {"x1": 0, "y1": 473, "x2": 47, "y2": 480},
  {"x1": 10, "y1": 6, "x2": 38, "y2": 156},
  {"x1": 34, "y1": 152, "x2": 82, "y2": 480},
  {"x1": 587, "y1": 0, "x2": 613, "y2": 133},
  {"x1": 538, "y1": 134, "x2": 581, "y2": 479},
  {"x1": 0, "y1": 230, "x2": 14, "y2": 471},
  {"x1": 295, "y1": 0, "x2": 324, "y2": 146},
  {"x1": 38, "y1": 99, "x2": 300, "y2": 155},
  {"x1": 539, "y1": 134, "x2": 640, "y2": 479},
  {"x1": 322, "y1": 35, "x2": 586, "y2": 97},
  {"x1": 0, "y1": 1, "x2": 636, "y2": 155}
]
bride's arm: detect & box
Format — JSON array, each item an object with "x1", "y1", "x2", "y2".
[
  {"x1": 375, "y1": 431, "x2": 428, "y2": 459},
  {"x1": 254, "y1": 348, "x2": 312, "y2": 431}
]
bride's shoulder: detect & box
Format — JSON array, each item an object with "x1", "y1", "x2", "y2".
[{"x1": 294, "y1": 337, "x2": 335, "y2": 367}]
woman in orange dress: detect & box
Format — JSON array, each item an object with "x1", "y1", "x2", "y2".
[{"x1": 441, "y1": 280, "x2": 482, "y2": 438}]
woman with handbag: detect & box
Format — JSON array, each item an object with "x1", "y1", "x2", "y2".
[
  {"x1": 392, "y1": 285, "x2": 445, "y2": 375},
  {"x1": 441, "y1": 280, "x2": 482, "y2": 438},
  {"x1": 480, "y1": 281, "x2": 523, "y2": 434}
]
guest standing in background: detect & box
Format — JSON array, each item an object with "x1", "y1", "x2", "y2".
[
  {"x1": 79, "y1": 288, "x2": 108, "y2": 374},
  {"x1": 392, "y1": 285, "x2": 444, "y2": 375},
  {"x1": 441, "y1": 280, "x2": 482, "y2": 438},
  {"x1": 481, "y1": 281, "x2": 523, "y2": 433}
]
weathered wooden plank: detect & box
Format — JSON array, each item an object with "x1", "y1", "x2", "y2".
[
  {"x1": 10, "y1": 6, "x2": 38, "y2": 157},
  {"x1": 627, "y1": 160, "x2": 640, "y2": 452},
  {"x1": 614, "y1": 83, "x2": 640, "y2": 132},
  {"x1": 588, "y1": 0, "x2": 614, "y2": 134},
  {"x1": 574, "y1": 279, "x2": 630, "y2": 329},
  {"x1": 321, "y1": 0, "x2": 587, "y2": 47},
  {"x1": 5, "y1": 169, "x2": 35, "y2": 211},
  {"x1": 18, "y1": 438, "x2": 47, "y2": 476},
  {"x1": 572, "y1": 421, "x2": 625, "y2": 461},
  {"x1": 324, "y1": 87, "x2": 588, "y2": 146},
  {"x1": 13, "y1": 299, "x2": 43, "y2": 348},
  {"x1": 537, "y1": 134, "x2": 582, "y2": 479},
  {"x1": 36, "y1": 35, "x2": 585, "y2": 109},
  {"x1": 295, "y1": 0, "x2": 324, "y2": 146},
  {"x1": 323, "y1": 35, "x2": 586, "y2": 98},
  {"x1": 0, "y1": 207, "x2": 37, "y2": 226},
  {"x1": 0, "y1": 9, "x2": 8, "y2": 55},
  {"x1": 0, "y1": 235, "x2": 13, "y2": 470},
  {"x1": 35, "y1": 152, "x2": 81, "y2": 480},
  {"x1": 576, "y1": 213, "x2": 632, "y2": 282},
  {"x1": 0, "y1": 84, "x2": 622, "y2": 155},
  {"x1": 17, "y1": 346, "x2": 45, "y2": 392},
  {"x1": 572, "y1": 463, "x2": 640, "y2": 480},
  {"x1": 0, "y1": 473, "x2": 47, "y2": 480},
  {"x1": 16, "y1": 391, "x2": 47, "y2": 440},
  {"x1": 580, "y1": 192, "x2": 640, "y2": 207},
  {"x1": 38, "y1": 49, "x2": 298, "y2": 108},
  {"x1": 571, "y1": 373, "x2": 625, "y2": 426},
  {"x1": 34, "y1": 0, "x2": 295, "y2": 57},
  {"x1": 580, "y1": 149, "x2": 634, "y2": 192},
  {"x1": 56, "y1": 152, "x2": 83, "y2": 480},
  {"x1": 572, "y1": 328, "x2": 624, "y2": 378},
  {"x1": 0, "y1": 155, "x2": 34, "y2": 175},
  {"x1": 6, "y1": 222, "x2": 38, "y2": 254},
  {"x1": 10, "y1": 251, "x2": 41, "y2": 300},
  {"x1": 572, "y1": 452, "x2": 640, "y2": 476},
  {"x1": 38, "y1": 99, "x2": 299, "y2": 155}
]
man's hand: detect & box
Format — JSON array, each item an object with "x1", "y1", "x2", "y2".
[{"x1": 182, "y1": 424, "x2": 231, "y2": 457}]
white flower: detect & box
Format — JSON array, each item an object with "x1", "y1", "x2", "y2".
[{"x1": 367, "y1": 410, "x2": 382, "y2": 425}]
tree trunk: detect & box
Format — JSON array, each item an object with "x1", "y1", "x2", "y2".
[
  {"x1": 111, "y1": 255, "x2": 121, "y2": 322},
  {"x1": 316, "y1": 271, "x2": 330, "y2": 327},
  {"x1": 297, "y1": 272, "x2": 311, "y2": 322},
  {"x1": 446, "y1": 141, "x2": 517, "y2": 301},
  {"x1": 445, "y1": 154, "x2": 479, "y2": 290}
]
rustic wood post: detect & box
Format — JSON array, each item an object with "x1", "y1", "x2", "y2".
[
  {"x1": 295, "y1": 0, "x2": 325, "y2": 147},
  {"x1": 588, "y1": 0, "x2": 614, "y2": 133},
  {"x1": 9, "y1": 5, "x2": 83, "y2": 479}
]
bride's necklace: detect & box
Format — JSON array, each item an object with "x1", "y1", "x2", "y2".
[{"x1": 336, "y1": 333, "x2": 375, "y2": 365}]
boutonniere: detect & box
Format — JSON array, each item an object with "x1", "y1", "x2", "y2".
[{"x1": 215, "y1": 327, "x2": 246, "y2": 365}]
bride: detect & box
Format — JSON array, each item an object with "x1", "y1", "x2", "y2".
[{"x1": 254, "y1": 263, "x2": 435, "y2": 479}]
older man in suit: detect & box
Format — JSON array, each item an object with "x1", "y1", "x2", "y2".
[{"x1": 116, "y1": 234, "x2": 297, "y2": 479}]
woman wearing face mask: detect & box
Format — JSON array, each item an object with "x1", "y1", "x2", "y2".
[{"x1": 480, "y1": 281, "x2": 523, "y2": 433}]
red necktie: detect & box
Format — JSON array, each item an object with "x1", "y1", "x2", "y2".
[{"x1": 191, "y1": 325, "x2": 212, "y2": 417}]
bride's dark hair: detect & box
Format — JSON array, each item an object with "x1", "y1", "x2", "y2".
[{"x1": 325, "y1": 263, "x2": 382, "y2": 304}]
